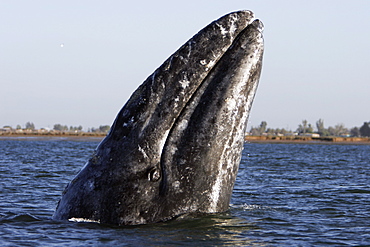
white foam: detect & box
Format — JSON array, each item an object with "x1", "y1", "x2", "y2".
[{"x1": 68, "y1": 217, "x2": 100, "y2": 223}]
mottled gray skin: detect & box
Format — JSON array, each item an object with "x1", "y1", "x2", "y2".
[{"x1": 53, "y1": 10, "x2": 264, "y2": 225}]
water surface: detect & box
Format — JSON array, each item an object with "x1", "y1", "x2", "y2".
[{"x1": 1, "y1": 139, "x2": 369, "y2": 246}]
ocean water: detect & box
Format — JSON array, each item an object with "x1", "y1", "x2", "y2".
[{"x1": 0, "y1": 138, "x2": 369, "y2": 246}]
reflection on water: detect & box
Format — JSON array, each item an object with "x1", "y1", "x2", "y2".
[
  {"x1": 141, "y1": 214, "x2": 260, "y2": 246},
  {"x1": 0, "y1": 139, "x2": 369, "y2": 246}
]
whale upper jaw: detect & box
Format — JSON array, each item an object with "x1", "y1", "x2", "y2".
[{"x1": 53, "y1": 10, "x2": 264, "y2": 226}]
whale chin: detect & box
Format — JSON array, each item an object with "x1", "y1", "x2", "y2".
[{"x1": 53, "y1": 10, "x2": 264, "y2": 226}]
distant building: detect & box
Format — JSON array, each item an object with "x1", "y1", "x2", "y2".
[
  {"x1": 0, "y1": 126, "x2": 12, "y2": 132},
  {"x1": 284, "y1": 132, "x2": 298, "y2": 137},
  {"x1": 299, "y1": 133, "x2": 320, "y2": 138}
]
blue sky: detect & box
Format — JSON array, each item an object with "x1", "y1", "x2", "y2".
[{"x1": 1, "y1": 0, "x2": 369, "y2": 131}]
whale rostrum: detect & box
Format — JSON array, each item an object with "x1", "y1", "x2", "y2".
[{"x1": 53, "y1": 10, "x2": 264, "y2": 225}]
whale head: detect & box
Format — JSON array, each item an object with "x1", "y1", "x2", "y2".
[{"x1": 53, "y1": 10, "x2": 264, "y2": 225}]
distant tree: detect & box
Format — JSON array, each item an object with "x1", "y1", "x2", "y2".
[
  {"x1": 279, "y1": 128, "x2": 289, "y2": 135},
  {"x1": 316, "y1": 119, "x2": 324, "y2": 133},
  {"x1": 54, "y1": 124, "x2": 62, "y2": 131},
  {"x1": 297, "y1": 120, "x2": 306, "y2": 134},
  {"x1": 316, "y1": 119, "x2": 329, "y2": 136},
  {"x1": 259, "y1": 121, "x2": 267, "y2": 133},
  {"x1": 359, "y1": 122, "x2": 370, "y2": 137},
  {"x1": 297, "y1": 120, "x2": 313, "y2": 134},
  {"x1": 307, "y1": 124, "x2": 314, "y2": 133},
  {"x1": 99, "y1": 125, "x2": 110, "y2": 133},
  {"x1": 90, "y1": 126, "x2": 109, "y2": 133},
  {"x1": 16, "y1": 124, "x2": 22, "y2": 129},
  {"x1": 266, "y1": 128, "x2": 275, "y2": 135},
  {"x1": 340, "y1": 124, "x2": 349, "y2": 136},
  {"x1": 53, "y1": 124, "x2": 68, "y2": 131},
  {"x1": 90, "y1": 125, "x2": 110, "y2": 133},
  {"x1": 25, "y1": 122, "x2": 35, "y2": 130},
  {"x1": 249, "y1": 121, "x2": 267, "y2": 135},
  {"x1": 328, "y1": 123, "x2": 348, "y2": 136},
  {"x1": 327, "y1": 126, "x2": 334, "y2": 135},
  {"x1": 69, "y1": 125, "x2": 83, "y2": 132},
  {"x1": 350, "y1": 127, "x2": 360, "y2": 137}
]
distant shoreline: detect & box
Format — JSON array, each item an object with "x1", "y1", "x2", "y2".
[
  {"x1": 246, "y1": 135, "x2": 370, "y2": 145},
  {"x1": 1, "y1": 133, "x2": 370, "y2": 145},
  {"x1": 0, "y1": 132, "x2": 106, "y2": 142}
]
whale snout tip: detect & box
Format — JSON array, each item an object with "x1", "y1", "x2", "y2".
[{"x1": 251, "y1": 19, "x2": 264, "y2": 32}]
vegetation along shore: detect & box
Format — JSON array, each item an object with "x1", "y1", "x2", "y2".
[{"x1": 1, "y1": 119, "x2": 370, "y2": 144}]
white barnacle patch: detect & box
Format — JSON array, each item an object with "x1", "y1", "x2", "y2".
[
  {"x1": 228, "y1": 13, "x2": 240, "y2": 37},
  {"x1": 173, "y1": 181, "x2": 180, "y2": 189},
  {"x1": 200, "y1": 59, "x2": 216, "y2": 71},
  {"x1": 173, "y1": 181, "x2": 183, "y2": 193},
  {"x1": 209, "y1": 157, "x2": 237, "y2": 212},
  {"x1": 179, "y1": 79, "x2": 190, "y2": 89},
  {"x1": 170, "y1": 145, "x2": 178, "y2": 155},
  {"x1": 209, "y1": 171, "x2": 222, "y2": 211},
  {"x1": 87, "y1": 179, "x2": 95, "y2": 191},
  {"x1": 138, "y1": 145, "x2": 148, "y2": 160},
  {"x1": 206, "y1": 59, "x2": 216, "y2": 70},
  {"x1": 216, "y1": 23, "x2": 228, "y2": 37},
  {"x1": 225, "y1": 97, "x2": 237, "y2": 111},
  {"x1": 69, "y1": 217, "x2": 100, "y2": 224},
  {"x1": 177, "y1": 119, "x2": 188, "y2": 132},
  {"x1": 123, "y1": 116, "x2": 135, "y2": 128}
]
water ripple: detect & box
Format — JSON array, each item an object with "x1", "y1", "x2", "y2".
[{"x1": 1, "y1": 140, "x2": 370, "y2": 246}]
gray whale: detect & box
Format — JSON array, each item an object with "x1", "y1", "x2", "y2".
[{"x1": 53, "y1": 10, "x2": 264, "y2": 225}]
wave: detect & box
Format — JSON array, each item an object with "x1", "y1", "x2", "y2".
[{"x1": 0, "y1": 212, "x2": 41, "y2": 223}]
